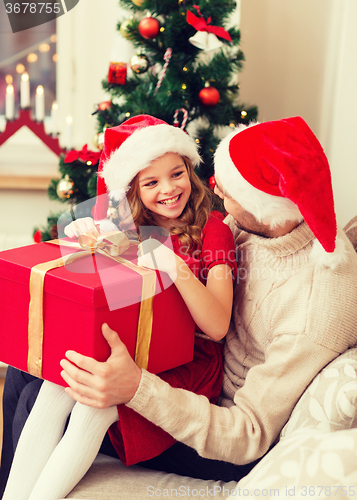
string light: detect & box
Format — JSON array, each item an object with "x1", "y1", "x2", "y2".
[
  {"x1": 27, "y1": 53, "x2": 38, "y2": 63},
  {"x1": 39, "y1": 43, "x2": 50, "y2": 52},
  {"x1": 241, "y1": 110, "x2": 247, "y2": 118}
]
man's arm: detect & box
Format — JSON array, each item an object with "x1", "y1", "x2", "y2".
[
  {"x1": 61, "y1": 324, "x2": 338, "y2": 465},
  {"x1": 127, "y1": 333, "x2": 338, "y2": 464}
]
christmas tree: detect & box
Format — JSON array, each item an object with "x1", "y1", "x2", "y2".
[{"x1": 34, "y1": 0, "x2": 257, "y2": 241}]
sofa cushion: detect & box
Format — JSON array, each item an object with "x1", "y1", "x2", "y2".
[
  {"x1": 344, "y1": 215, "x2": 357, "y2": 251},
  {"x1": 281, "y1": 347, "x2": 357, "y2": 437},
  {"x1": 65, "y1": 454, "x2": 238, "y2": 500},
  {"x1": 230, "y1": 428, "x2": 357, "y2": 498}
]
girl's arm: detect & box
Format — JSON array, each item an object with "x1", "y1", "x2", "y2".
[
  {"x1": 138, "y1": 242, "x2": 233, "y2": 341},
  {"x1": 174, "y1": 256, "x2": 233, "y2": 341}
]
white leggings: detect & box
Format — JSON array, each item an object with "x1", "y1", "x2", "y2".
[{"x1": 3, "y1": 380, "x2": 119, "y2": 500}]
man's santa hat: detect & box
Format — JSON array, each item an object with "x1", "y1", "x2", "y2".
[
  {"x1": 94, "y1": 115, "x2": 201, "y2": 219},
  {"x1": 214, "y1": 116, "x2": 346, "y2": 268}
]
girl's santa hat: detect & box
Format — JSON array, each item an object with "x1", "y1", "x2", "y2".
[
  {"x1": 214, "y1": 116, "x2": 346, "y2": 269},
  {"x1": 95, "y1": 115, "x2": 201, "y2": 219}
]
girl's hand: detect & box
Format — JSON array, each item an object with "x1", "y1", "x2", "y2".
[
  {"x1": 64, "y1": 217, "x2": 96, "y2": 238},
  {"x1": 137, "y1": 239, "x2": 178, "y2": 282}
]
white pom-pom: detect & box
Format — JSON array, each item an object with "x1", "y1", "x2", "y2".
[{"x1": 309, "y1": 236, "x2": 347, "y2": 270}]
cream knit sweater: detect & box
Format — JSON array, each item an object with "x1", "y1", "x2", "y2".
[{"x1": 128, "y1": 221, "x2": 357, "y2": 465}]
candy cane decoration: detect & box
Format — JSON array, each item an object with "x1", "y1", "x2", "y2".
[
  {"x1": 154, "y1": 48, "x2": 172, "y2": 94},
  {"x1": 173, "y1": 108, "x2": 189, "y2": 130}
]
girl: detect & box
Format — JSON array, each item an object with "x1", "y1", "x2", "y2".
[{"x1": 3, "y1": 115, "x2": 236, "y2": 500}]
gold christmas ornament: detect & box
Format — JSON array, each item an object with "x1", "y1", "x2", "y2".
[
  {"x1": 130, "y1": 53, "x2": 149, "y2": 74},
  {"x1": 56, "y1": 175, "x2": 74, "y2": 200},
  {"x1": 131, "y1": 0, "x2": 144, "y2": 5},
  {"x1": 93, "y1": 132, "x2": 104, "y2": 150},
  {"x1": 93, "y1": 132, "x2": 105, "y2": 150},
  {"x1": 120, "y1": 19, "x2": 134, "y2": 40}
]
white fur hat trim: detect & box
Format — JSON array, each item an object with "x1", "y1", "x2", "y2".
[
  {"x1": 214, "y1": 125, "x2": 302, "y2": 228},
  {"x1": 102, "y1": 124, "x2": 201, "y2": 198}
]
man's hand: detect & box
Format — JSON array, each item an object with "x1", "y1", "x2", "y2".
[{"x1": 60, "y1": 323, "x2": 142, "y2": 408}]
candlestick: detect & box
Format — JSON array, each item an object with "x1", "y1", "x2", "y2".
[
  {"x1": 5, "y1": 84, "x2": 15, "y2": 120},
  {"x1": 65, "y1": 115, "x2": 73, "y2": 150},
  {"x1": 51, "y1": 101, "x2": 58, "y2": 135},
  {"x1": 20, "y1": 72, "x2": 30, "y2": 108},
  {"x1": 35, "y1": 85, "x2": 45, "y2": 122}
]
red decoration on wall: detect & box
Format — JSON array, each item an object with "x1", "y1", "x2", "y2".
[{"x1": 0, "y1": 109, "x2": 65, "y2": 156}]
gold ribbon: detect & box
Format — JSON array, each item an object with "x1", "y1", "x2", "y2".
[{"x1": 27, "y1": 229, "x2": 156, "y2": 378}]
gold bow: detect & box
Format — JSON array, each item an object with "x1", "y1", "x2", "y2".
[{"x1": 78, "y1": 227, "x2": 131, "y2": 257}]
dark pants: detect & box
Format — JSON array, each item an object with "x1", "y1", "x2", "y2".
[{"x1": 0, "y1": 367, "x2": 257, "y2": 498}]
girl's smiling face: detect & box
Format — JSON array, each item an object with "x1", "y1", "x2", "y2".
[{"x1": 138, "y1": 152, "x2": 192, "y2": 227}]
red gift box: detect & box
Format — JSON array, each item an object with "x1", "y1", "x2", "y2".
[
  {"x1": 107, "y1": 62, "x2": 127, "y2": 85},
  {"x1": 0, "y1": 240, "x2": 195, "y2": 386}
]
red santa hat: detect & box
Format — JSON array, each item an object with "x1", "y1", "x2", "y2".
[
  {"x1": 214, "y1": 116, "x2": 346, "y2": 268},
  {"x1": 94, "y1": 115, "x2": 201, "y2": 220}
]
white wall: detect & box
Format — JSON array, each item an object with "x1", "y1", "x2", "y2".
[{"x1": 239, "y1": 0, "x2": 357, "y2": 226}]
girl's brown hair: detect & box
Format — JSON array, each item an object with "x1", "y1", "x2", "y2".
[{"x1": 119, "y1": 157, "x2": 213, "y2": 253}]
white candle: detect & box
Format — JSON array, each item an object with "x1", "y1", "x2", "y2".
[
  {"x1": 35, "y1": 85, "x2": 45, "y2": 121},
  {"x1": 51, "y1": 101, "x2": 58, "y2": 135},
  {"x1": 5, "y1": 84, "x2": 15, "y2": 120},
  {"x1": 65, "y1": 115, "x2": 73, "y2": 150},
  {"x1": 20, "y1": 72, "x2": 30, "y2": 108}
]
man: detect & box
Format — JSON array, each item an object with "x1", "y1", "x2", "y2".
[{"x1": 2, "y1": 116, "x2": 357, "y2": 494}]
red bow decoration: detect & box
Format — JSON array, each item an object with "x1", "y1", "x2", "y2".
[
  {"x1": 64, "y1": 144, "x2": 101, "y2": 165},
  {"x1": 186, "y1": 6, "x2": 232, "y2": 42}
]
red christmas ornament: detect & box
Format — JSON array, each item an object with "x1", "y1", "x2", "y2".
[
  {"x1": 198, "y1": 86, "x2": 220, "y2": 107},
  {"x1": 33, "y1": 229, "x2": 42, "y2": 243},
  {"x1": 208, "y1": 175, "x2": 216, "y2": 190},
  {"x1": 98, "y1": 101, "x2": 112, "y2": 111},
  {"x1": 138, "y1": 17, "x2": 160, "y2": 39},
  {"x1": 107, "y1": 62, "x2": 127, "y2": 85}
]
